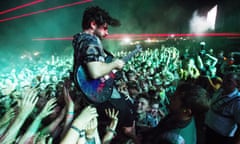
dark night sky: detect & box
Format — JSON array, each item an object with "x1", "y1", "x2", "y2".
[{"x1": 0, "y1": 0, "x2": 239, "y2": 65}]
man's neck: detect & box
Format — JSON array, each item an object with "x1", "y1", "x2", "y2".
[{"x1": 83, "y1": 29, "x2": 94, "y2": 35}]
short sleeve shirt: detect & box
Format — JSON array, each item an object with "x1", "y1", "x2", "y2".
[{"x1": 72, "y1": 32, "x2": 106, "y2": 73}]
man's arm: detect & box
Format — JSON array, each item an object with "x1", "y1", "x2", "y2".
[
  {"x1": 86, "y1": 59, "x2": 125, "y2": 79},
  {"x1": 205, "y1": 53, "x2": 218, "y2": 67}
]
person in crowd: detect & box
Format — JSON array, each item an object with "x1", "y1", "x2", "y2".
[
  {"x1": 148, "y1": 99, "x2": 166, "y2": 127},
  {"x1": 135, "y1": 93, "x2": 156, "y2": 134},
  {"x1": 140, "y1": 82, "x2": 210, "y2": 144},
  {"x1": 183, "y1": 58, "x2": 200, "y2": 81},
  {"x1": 127, "y1": 80, "x2": 141, "y2": 100},
  {"x1": 125, "y1": 70, "x2": 138, "y2": 82},
  {"x1": 71, "y1": 5, "x2": 135, "y2": 142},
  {"x1": 138, "y1": 75, "x2": 150, "y2": 93},
  {"x1": 196, "y1": 49, "x2": 222, "y2": 96},
  {"x1": 216, "y1": 50, "x2": 228, "y2": 77},
  {"x1": 205, "y1": 72, "x2": 240, "y2": 144}
]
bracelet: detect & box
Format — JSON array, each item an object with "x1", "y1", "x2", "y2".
[
  {"x1": 106, "y1": 126, "x2": 117, "y2": 136},
  {"x1": 71, "y1": 126, "x2": 86, "y2": 137},
  {"x1": 68, "y1": 111, "x2": 74, "y2": 115}
]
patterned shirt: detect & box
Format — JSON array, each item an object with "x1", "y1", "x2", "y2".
[{"x1": 72, "y1": 32, "x2": 106, "y2": 75}]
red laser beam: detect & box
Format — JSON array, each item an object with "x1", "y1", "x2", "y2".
[
  {"x1": 0, "y1": 0, "x2": 92, "y2": 23},
  {"x1": 32, "y1": 37, "x2": 73, "y2": 41},
  {"x1": 107, "y1": 33, "x2": 240, "y2": 38},
  {"x1": 32, "y1": 33, "x2": 240, "y2": 41},
  {"x1": 0, "y1": 0, "x2": 44, "y2": 15}
]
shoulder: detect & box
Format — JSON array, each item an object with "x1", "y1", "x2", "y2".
[
  {"x1": 160, "y1": 132, "x2": 185, "y2": 144},
  {"x1": 73, "y1": 33, "x2": 100, "y2": 46}
]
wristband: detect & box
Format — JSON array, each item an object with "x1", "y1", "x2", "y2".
[
  {"x1": 71, "y1": 125, "x2": 86, "y2": 137},
  {"x1": 68, "y1": 111, "x2": 74, "y2": 115},
  {"x1": 106, "y1": 126, "x2": 117, "y2": 136}
]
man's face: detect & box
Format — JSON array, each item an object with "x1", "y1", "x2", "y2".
[
  {"x1": 137, "y1": 97, "x2": 149, "y2": 114},
  {"x1": 151, "y1": 103, "x2": 159, "y2": 116},
  {"x1": 95, "y1": 23, "x2": 109, "y2": 39}
]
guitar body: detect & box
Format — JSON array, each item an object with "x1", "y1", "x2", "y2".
[
  {"x1": 75, "y1": 44, "x2": 142, "y2": 104},
  {"x1": 76, "y1": 66, "x2": 115, "y2": 104}
]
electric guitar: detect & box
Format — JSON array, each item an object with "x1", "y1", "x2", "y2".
[{"x1": 76, "y1": 45, "x2": 142, "y2": 104}]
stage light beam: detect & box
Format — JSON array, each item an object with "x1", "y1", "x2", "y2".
[
  {"x1": 0, "y1": 0, "x2": 92, "y2": 23},
  {"x1": 32, "y1": 33, "x2": 240, "y2": 41},
  {"x1": 0, "y1": 0, "x2": 44, "y2": 15}
]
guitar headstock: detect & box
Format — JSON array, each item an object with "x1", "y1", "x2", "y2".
[{"x1": 135, "y1": 44, "x2": 143, "y2": 52}]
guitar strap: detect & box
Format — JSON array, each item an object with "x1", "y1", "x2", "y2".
[{"x1": 103, "y1": 49, "x2": 114, "y2": 63}]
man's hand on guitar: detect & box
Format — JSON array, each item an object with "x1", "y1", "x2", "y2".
[{"x1": 112, "y1": 59, "x2": 125, "y2": 70}]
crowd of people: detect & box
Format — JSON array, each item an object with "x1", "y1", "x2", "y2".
[
  {"x1": 0, "y1": 5, "x2": 240, "y2": 144},
  {"x1": 0, "y1": 41, "x2": 239, "y2": 144}
]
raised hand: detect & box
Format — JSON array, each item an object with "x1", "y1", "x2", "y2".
[
  {"x1": 73, "y1": 105, "x2": 98, "y2": 129},
  {"x1": 38, "y1": 98, "x2": 57, "y2": 119},
  {"x1": 105, "y1": 108, "x2": 119, "y2": 121},
  {"x1": 102, "y1": 108, "x2": 119, "y2": 144},
  {"x1": 60, "y1": 106, "x2": 99, "y2": 144},
  {"x1": 18, "y1": 88, "x2": 39, "y2": 118},
  {"x1": 0, "y1": 108, "x2": 15, "y2": 127},
  {"x1": 105, "y1": 108, "x2": 119, "y2": 130}
]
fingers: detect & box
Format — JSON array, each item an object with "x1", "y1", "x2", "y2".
[
  {"x1": 114, "y1": 110, "x2": 119, "y2": 118},
  {"x1": 79, "y1": 105, "x2": 98, "y2": 120},
  {"x1": 105, "y1": 108, "x2": 119, "y2": 120},
  {"x1": 40, "y1": 98, "x2": 57, "y2": 118},
  {"x1": 24, "y1": 88, "x2": 39, "y2": 106},
  {"x1": 86, "y1": 117, "x2": 98, "y2": 130},
  {"x1": 87, "y1": 105, "x2": 97, "y2": 113}
]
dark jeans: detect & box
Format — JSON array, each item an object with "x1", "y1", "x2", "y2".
[{"x1": 205, "y1": 126, "x2": 235, "y2": 144}]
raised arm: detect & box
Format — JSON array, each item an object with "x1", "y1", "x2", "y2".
[
  {"x1": 0, "y1": 108, "x2": 15, "y2": 137},
  {"x1": 60, "y1": 85, "x2": 75, "y2": 137},
  {"x1": 60, "y1": 105, "x2": 98, "y2": 144},
  {"x1": 102, "y1": 108, "x2": 119, "y2": 144},
  {"x1": 205, "y1": 53, "x2": 218, "y2": 67},
  {"x1": 39, "y1": 106, "x2": 66, "y2": 136},
  {"x1": 0, "y1": 88, "x2": 39, "y2": 144},
  {"x1": 18, "y1": 98, "x2": 56, "y2": 144}
]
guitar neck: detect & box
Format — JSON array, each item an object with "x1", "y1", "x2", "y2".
[{"x1": 121, "y1": 45, "x2": 142, "y2": 62}]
